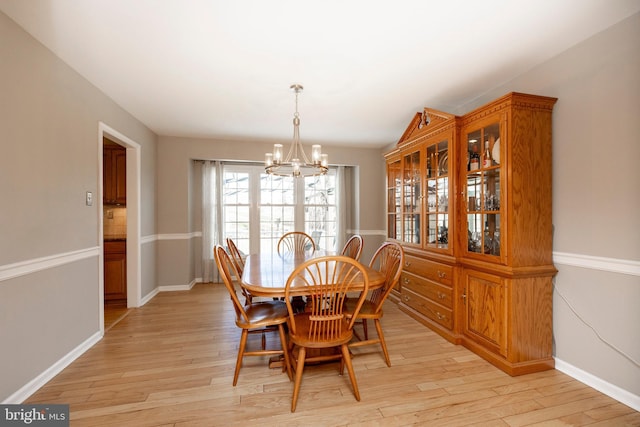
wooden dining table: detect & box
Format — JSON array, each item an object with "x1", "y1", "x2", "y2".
[{"x1": 241, "y1": 250, "x2": 385, "y2": 298}]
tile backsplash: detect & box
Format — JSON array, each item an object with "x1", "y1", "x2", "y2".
[{"x1": 103, "y1": 206, "x2": 127, "y2": 239}]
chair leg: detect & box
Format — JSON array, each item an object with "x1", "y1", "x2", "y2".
[
  {"x1": 340, "y1": 344, "x2": 360, "y2": 401},
  {"x1": 291, "y1": 346, "x2": 306, "y2": 412},
  {"x1": 233, "y1": 329, "x2": 248, "y2": 386},
  {"x1": 374, "y1": 319, "x2": 391, "y2": 367},
  {"x1": 277, "y1": 324, "x2": 293, "y2": 381},
  {"x1": 362, "y1": 318, "x2": 368, "y2": 340}
]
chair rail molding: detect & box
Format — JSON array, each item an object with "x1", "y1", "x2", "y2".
[
  {"x1": 156, "y1": 232, "x2": 202, "y2": 240},
  {"x1": 0, "y1": 247, "x2": 100, "y2": 282},
  {"x1": 553, "y1": 251, "x2": 640, "y2": 277}
]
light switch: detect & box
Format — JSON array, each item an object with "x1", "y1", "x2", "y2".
[{"x1": 86, "y1": 191, "x2": 93, "y2": 206}]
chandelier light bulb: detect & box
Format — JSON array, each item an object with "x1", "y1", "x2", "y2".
[
  {"x1": 273, "y1": 144, "x2": 283, "y2": 164},
  {"x1": 312, "y1": 145, "x2": 322, "y2": 165}
]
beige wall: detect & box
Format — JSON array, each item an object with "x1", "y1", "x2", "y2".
[{"x1": 0, "y1": 11, "x2": 157, "y2": 401}]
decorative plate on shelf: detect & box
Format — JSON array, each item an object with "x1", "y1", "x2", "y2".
[
  {"x1": 438, "y1": 150, "x2": 448, "y2": 174},
  {"x1": 492, "y1": 138, "x2": 500, "y2": 164}
]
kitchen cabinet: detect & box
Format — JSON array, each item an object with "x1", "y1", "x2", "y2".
[
  {"x1": 104, "y1": 240, "x2": 127, "y2": 303},
  {"x1": 103, "y1": 139, "x2": 126, "y2": 205},
  {"x1": 385, "y1": 93, "x2": 557, "y2": 375}
]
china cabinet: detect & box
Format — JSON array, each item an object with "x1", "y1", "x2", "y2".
[
  {"x1": 384, "y1": 109, "x2": 460, "y2": 341},
  {"x1": 385, "y1": 93, "x2": 557, "y2": 375}
]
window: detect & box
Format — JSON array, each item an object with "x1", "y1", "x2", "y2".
[
  {"x1": 303, "y1": 174, "x2": 337, "y2": 252},
  {"x1": 222, "y1": 168, "x2": 251, "y2": 256},
  {"x1": 221, "y1": 163, "x2": 338, "y2": 255},
  {"x1": 259, "y1": 173, "x2": 295, "y2": 253}
]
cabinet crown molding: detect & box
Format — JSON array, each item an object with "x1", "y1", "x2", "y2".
[{"x1": 397, "y1": 108, "x2": 458, "y2": 147}]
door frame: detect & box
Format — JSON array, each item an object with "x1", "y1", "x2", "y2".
[{"x1": 98, "y1": 122, "x2": 142, "y2": 334}]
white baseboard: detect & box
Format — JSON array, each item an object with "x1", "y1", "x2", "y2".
[
  {"x1": 140, "y1": 287, "x2": 159, "y2": 306},
  {"x1": 554, "y1": 358, "x2": 640, "y2": 411},
  {"x1": 158, "y1": 279, "x2": 198, "y2": 292},
  {"x1": 3, "y1": 331, "x2": 103, "y2": 404}
]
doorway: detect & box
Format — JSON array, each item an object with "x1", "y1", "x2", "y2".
[
  {"x1": 98, "y1": 122, "x2": 142, "y2": 334},
  {"x1": 103, "y1": 137, "x2": 128, "y2": 327}
]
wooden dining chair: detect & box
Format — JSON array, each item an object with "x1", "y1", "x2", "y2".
[
  {"x1": 284, "y1": 255, "x2": 369, "y2": 412},
  {"x1": 225, "y1": 238, "x2": 251, "y2": 303},
  {"x1": 213, "y1": 245, "x2": 293, "y2": 386},
  {"x1": 345, "y1": 241, "x2": 404, "y2": 367},
  {"x1": 277, "y1": 231, "x2": 315, "y2": 255},
  {"x1": 341, "y1": 234, "x2": 364, "y2": 261},
  {"x1": 226, "y1": 237, "x2": 244, "y2": 275}
]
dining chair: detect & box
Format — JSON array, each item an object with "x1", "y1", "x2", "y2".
[
  {"x1": 225, "y1": 238, "x2": 251, "y2": 303},
  {"x1": 226, "y1": 237, "x2": 244, "y2": 275},
  {"x1": 284, "y1": 255, "x2": 369, "y2": 412},
  {"x1": 341, "y1": 234, "x2": 364, "y2": 261},
  {"x1": 213, "y1": 245, "x2": 293, "y2": 386},
  {"x1": 277, "y1": 231, "x2": 316, "y2": 255},
  {"x1": 345, "y1": 241, "x2": 404, "y2": 367}
]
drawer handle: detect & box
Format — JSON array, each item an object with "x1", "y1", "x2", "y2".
[
  {"x1": 402, "y1": 295, "x2": 410, "y2": 302},
  {"x1": 437, "y1": 292, "x2": 446, "y2": 300},
  {"x1": 436, "y1": 312, "x2": 446, "y2": 320},
  {"x1": 403, "y1": 278, "x2": 410, "y2": 285},
  {"x1": 437, "y1": 270, "x2": 447, "y2": 279},
  {"x1": 404, "y1": 261, "x2": 411, "y2": 267}
]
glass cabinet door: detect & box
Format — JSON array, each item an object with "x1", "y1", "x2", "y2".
[
  {"x1": 464, "y1": 122, "x2": 501, "y2": 257},
  {"x1": 425, "y1": 139, "x2": 450, "y2": 250},
  {"x1": 402, "y1": 150, "x2": 421, "y2": 245},
  {"x1": 386, "y1": 158, "x2": 402, "y2": 240}
]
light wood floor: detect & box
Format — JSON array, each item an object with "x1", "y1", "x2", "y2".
[
  {"x1": 27, "y1": 283, "x2": 638, "y2": 426},
  {"x1": 104, "y1": 303, "x2": 130, "y2": 331}
]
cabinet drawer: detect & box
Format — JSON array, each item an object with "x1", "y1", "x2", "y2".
[
  {"x1": 401, "y1": 286, "x2": 453, "y2": 330},
  {"x1": 402, "y1": 272, "x2": 453, "y2": 309},
  {"x1": 403, "y1": 255, "x2": 453, "y2": 286}
]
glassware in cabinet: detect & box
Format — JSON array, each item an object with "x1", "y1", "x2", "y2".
[
  {"x1": 464, "y1": 122, "x2": 502, "y2": 258},
  {"x1": 402, "y1": 150, "x2": 421, "y2": 245},
  {"x1": 425, "y1": 138, "x2": 450, "y2": 250},
  {"x1": 386, "y1": 158, "x2": 402, "y2": 240}
]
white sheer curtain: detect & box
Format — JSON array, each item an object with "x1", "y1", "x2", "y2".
[
  {"x1": 335, "y1": 165, "x2": 347, "y2": 252},
  {"x1": 202, "y1": 160, "x2": 224, "y2": 283}
]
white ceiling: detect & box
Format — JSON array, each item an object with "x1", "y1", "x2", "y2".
[{"x1": 2, "y1": 1, "x2": 639, "y2": 148}]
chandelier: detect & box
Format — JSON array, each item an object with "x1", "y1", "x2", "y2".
[{"x1": 265, "y1": 84, "x2": 328, "y2": 177}]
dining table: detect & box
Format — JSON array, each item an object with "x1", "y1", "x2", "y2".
[{"x1": 241, "y1": 250, "x2": 385, "y2": 298}]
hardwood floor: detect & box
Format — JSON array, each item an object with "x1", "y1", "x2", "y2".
[
  {"x1": 104, "y1": 303, "x2": 130, "y2": 331},
  {"x1": 26, "y1": 283, "x2": 638, "y2": 426}
]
